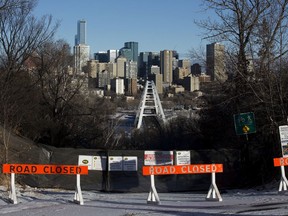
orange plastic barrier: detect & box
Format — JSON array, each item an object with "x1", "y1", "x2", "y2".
[
  {"x1": 274, "y1": 158, "x2": 288, "y2": 167},
  {"x1": 143, "y1": 164, "x2": 223, "y2": 176},
  {"x1": 2, "y1": 164, "x2": 88, "y2": 175}
]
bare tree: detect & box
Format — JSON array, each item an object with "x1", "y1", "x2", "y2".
[
  {"x1": 29, "y1": 40, "x2": 85, "y2": 146},
  {"x1": 197, "y1": 0, "x2": 288, "y2": 122},
  {"x1": 0, "y1": 0, "x2": 58, "y2": 163}
]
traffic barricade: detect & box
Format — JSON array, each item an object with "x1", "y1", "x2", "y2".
[
  {"x1": 274, "y1": 157, "x2": 288, "y2": 193},
  {"x1": 142, "y1": 164, "x2": 223, "y2": 204},
  {"x1": 2, "y1": 164, "x2": 88, "y2": 205}
]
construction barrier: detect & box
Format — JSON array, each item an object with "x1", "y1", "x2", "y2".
[
  {"x1": 2, "y1": 164, "x2": 88, "y2": 205},
  {"x1": 142, "y1": 164, "x2": 223, "y2": 205},
  {"x1": 274, "y1": 158, "x2": 288, "y2": 193}
]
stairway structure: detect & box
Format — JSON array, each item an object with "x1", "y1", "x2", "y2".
[{"x1": 134, "y1": 80, "x2": 166, "y2": 129}]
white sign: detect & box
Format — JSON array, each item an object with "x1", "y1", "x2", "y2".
[
  {"x1": 144, "y1": 151, "x2": 173, "y2": 166},
  {"x1": 279, "y1": 125, "x2": 288, "y2": 157},
  {"x1": 108, "y1": 156, "x2": 123, "y2": 171},
  {"x1": 176, "y1": 151, "x2": 191, "y2": 165},
  {"x1": 78, "y1": 155, "x2": 93, "y2": 170},
  {"x1": 279, "y1": 125, "x2": 288, "y2": 141},
  {"x1": 92, "y1": 156, "x2": 107, "y2": 171},
  {"x1": 78, "y1": 155, "x2": 107, "y2": 171},
  {"x1": 123, "y1": 156, "x2": 138, "y2": 171}
]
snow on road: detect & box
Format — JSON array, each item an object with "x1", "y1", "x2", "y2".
[{"x1": 1, "y1": 185, "x2": 288, "y2": 215}]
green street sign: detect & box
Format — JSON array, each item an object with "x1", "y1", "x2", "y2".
[{"x1": 233, "y1": 112, "x2": 256, "y2": 135}]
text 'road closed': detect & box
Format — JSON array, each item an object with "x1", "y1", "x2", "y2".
[
  {"x1": 274, "y1": 157, "x2": 288, "y2": 167},
  {"x1": 142, "y1": 164, "x2": 223, "y2": 176},
  {"x1": 2, "y1": 164, "x2": 88, "y2": 175}
]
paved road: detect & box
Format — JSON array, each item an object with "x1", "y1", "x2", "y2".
[{"x1": 1, "y1": 189, "x2": 288, "y2": 215}]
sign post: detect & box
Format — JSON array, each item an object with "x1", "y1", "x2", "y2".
[
  {"x1": 234, "y1": 112, "x2": 256, "y2": 139},
  {"x1": 147, "y1": 174, "x2": 160, "y2": 205}
]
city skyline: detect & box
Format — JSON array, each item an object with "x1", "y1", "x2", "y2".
[{"x1": 33, "y1": 0, "x2": 213, "y2": 59}]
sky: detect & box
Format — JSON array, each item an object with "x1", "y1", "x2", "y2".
[{"x1": 33, "y1": 0, "x2": 211, "y2": 59}]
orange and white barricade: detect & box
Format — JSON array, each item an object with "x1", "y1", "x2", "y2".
[{"x1": 143, "y1": 164, "x2": 223, "y2": 205}]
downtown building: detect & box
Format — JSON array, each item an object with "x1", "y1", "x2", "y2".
[
  {"x1": 160, "y1": 50, "x2": 173, "y2": 85},
  {"x1": 74, "y1": 20, "x2": 90, "y2": 74},
  {"x1": 206, "y1": 42, "x2": 227, "y2": 82}
]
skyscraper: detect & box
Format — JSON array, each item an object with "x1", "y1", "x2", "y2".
[
  {"x1": 124, "y1": 41, "x2": 138, "y2": 62},
  {"x1": 75, "y1": 20, "x2": 86, "y2": 45},
  {"x1": 206, "y1": 43, "x2": 226, "y2": 82},
  {"x1": 160, "y1": 50, "x2": 173, "y2": 84},
  {"x1": 74, "y1": 44, "x2": 90, "y2": 74},
  {"x1": 138, "y1": 52, "x2": 150, "y2": 78},
  {"x1": 74, "y1": 20, "x2": 90, "y2": 74}
]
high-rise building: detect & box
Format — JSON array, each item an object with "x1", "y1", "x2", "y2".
[
  {"x1": 125, "y1": 61, "x2": 138, "y2": 79},
  {"x1": 75, "y1": 20, "x2": 86, "y2": 45},
  {"x1": 160, "y1": 50, "x2": 173, "y2": 84},
  {"x1": 111, "y1": 78, "x2": 124, "y2": 95},
  {"x1": 138, "y1": 52, "x2": 150, "y2": 78},
  {"x1": 125, "y1": 78, "x2": 138, "y2": 96},
  {"x1": 179, "y1": 59, "x2": 191, "y2": 71},
  {"x1": 191, "y1": 63, "x2": 202, "y2": 75},
  {"x1": 97, "y1": 70, "x2": 110, "y2": 89},
  {"x1": 74, "y1": 20, "x2": 90, "y2": 74},
  {"x1": 116, "y1": 56, "x2": 126, "y2": 78},
  {"x1": 107, "y1": 49, "x2": 119, "y2": 62},
  {"x1": 183, "y1": 75, "x2": 200, "y2": 92},
  {"x1": 74, "y1": 44, "x2": 90, "y2": 74},
  {"x1": 124, "y1": 41, "x2": 138, "y2": 62},
  {"x1": 148, "y1": 52, "x2": 160, "y2": 75},
  {"x1": 119, "y1": 48, "x2": 133, "y2": 62},
  {"x1": 148, "y1": 73, "x2": 163, "y2": 94},
  {"x1": 94, "y1": 51, "x2": 108, "y2": 63},
  {"x1": 206, "y1": 43, "x2": 226, "y2": 82}
]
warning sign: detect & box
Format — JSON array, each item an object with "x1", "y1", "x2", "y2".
[
  {"x1": 143, "y1": 164, "x2": 223, "y2": 176},
  {"x1": 144, "y1": 151, "x2": 173, "y2": 166},
  {"x1": 78, "y1": 155, "x2": 107, "y2": 171},
  {"x1": 279, "y1": 125, "x2": 288, "y2": 157},
  {"x1": 108, "y1": 156, "x2": 123, "y2": 171},
  {"x1": 176, "y1": 151, "x2": 190, "y2": 165},
  {"x1": 123, "y1": 156, "x2": 138, "y2": 171},
  {"x1": 2, "y1": 164, "x2": 88, "y2": 175}
]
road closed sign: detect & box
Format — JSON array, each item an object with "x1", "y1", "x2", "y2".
[
  {"x1": 142, "y1": 164, "x2": 223, "y2": 176},
  {"x1": 2, "y1": 164, "x2": 88, "y2": 175},
  {"x1": 274, "y1": 158, "x2": 288, "y2": 167}
]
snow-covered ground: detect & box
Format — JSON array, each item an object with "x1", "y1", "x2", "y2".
[{"x1": 1, "y1": 185, "x2": 288, "y2": 215}]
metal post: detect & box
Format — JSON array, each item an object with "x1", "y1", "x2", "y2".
[
  {"x1": 147, "y1": 174, "x2": 160, "y2": 205},
  {"x1": 278, "y1": 165, "x2": 288, "y2": 193},
  {"x1": 74, "y1": 174, "x2": 84, "y2": 205},
  {"x1": 9, "y1": 173, "x2": 17, "y2": 204},
  {"x1": 206, "y1": 172, "x2": 222, "y2": 201}
]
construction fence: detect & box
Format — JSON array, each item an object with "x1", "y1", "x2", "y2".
[{"x1": 14, "y1": 144, "x2": 242, "y2": 192}]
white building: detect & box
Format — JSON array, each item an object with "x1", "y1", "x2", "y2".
[
  {"x1": 107, "y1": 49, "x2": 119, "y2": 63},
  {"x1": 111, "y1": 78, "x2": 124, "y2": 95},
  {"x1": 74, "y1": 44, "x2": 90, "y2": 74}
]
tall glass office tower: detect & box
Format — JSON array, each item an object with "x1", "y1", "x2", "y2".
[
  {"x1": 74, "y1": 20, "x2": 89, "y2": 74},
  {"x1": 75, "y1": 20, "x2": 86, "y2": 45},
  {"x1": 124, "y1": 42, "x2": 138, "y2": 62}
]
